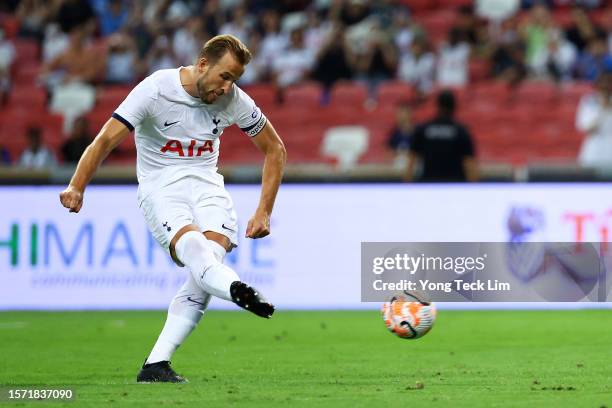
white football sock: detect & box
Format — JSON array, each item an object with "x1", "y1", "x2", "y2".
[
  {"x1": 146, "y1": 236, "x2": 228, "y2": 364},
  {"x1": 146, "y1": 274, "x2": 211, "y2": 364},
  {"x1": 174, "y1": 231, "x2": 239, "y2": 301}
]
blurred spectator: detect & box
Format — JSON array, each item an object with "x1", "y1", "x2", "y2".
[
  {"x1": 576, "y1": 65, "x2": 612, "y2": 170},
  {"x1": 437, "y1": 27, "x2": 471, "y2": 88},
  {"x1": 312, "y1": 23, "x2": 355, "y2": 92},
  {"x1": 97, "y1": 0, "x2": 130, "y2": 36},
  {"x1": 201, "y1": 0, "x2": 224, "y2": 36},
  {"x1": 353, "y1": 23, "x2": 397, "y2": 98},
  {"x1": 398, "y1": 35, "x2": 435, "y2": 94},
  {"x1": 219, "y1": 5, "x2": 251, "y2": 45},
  {"x1": 61, "y1": 116, "x2": 91, "y2": 163},
  {"x1": 56, "y1": 0, "x2": 96, "y2": 34},
  {"x1": 574, "y1": 34, "x2": 611, "y2": 81},
  {"x1": 0, "y1": 27, "x2": 15, "y2": 106},
  {"x1": 405, "y1": 90, "x2": 478, "y2": 182},
  {"x1": 15, "y1": 0, "x2": 51, "y2": 42},
  {"x1": 304, "y1": 9, "x2": 331, "y2": 54},
  {"x1": 338, "y1": 0, "x2": 370, "y2": 26},
  {"x1": 106, "y1": 33, "x2": 140, "y2": 84},
  {"x1": 40, "y1": 26, "x2": 103, "y2": 89},
  {"x1": 565, "y1": 6, "x2": 603, "y2": 53},
  {"x1": 258, "y1": 9, "x2": 288, "y2": 76},
  {"x1": 272, "y1": 27, "x2": 315, "y2": 88},
  {"x1": 454, "y1": 5, "x2": 480, "y2": 46},
  {"x1": 387, "y1": 102, "x2": 413, "y2": 163},
  {"x1": 521, "y1": 3, "x2": 556, "y2": 75},
  {"x1": 173, "y1": 16, "x2": 206, "y2": 66},
  {"x1": 392, "y1": 7, "x2": 421, "y2": 56},
  {"x1": 42, "y1": 23, "x2": 69, "y2": 63},
  {"x1": 146, "y1": 35, "x2": 177, "y2": 74},
  {"x1": 544, "y1": 30, "x2": 577, "y2": 82},
  {"x1": 18, "y1": 127, "x2": 57, "y2": 168},
  {"x1": 489, "y1": 17, "x2": 526, "y2": 86}
]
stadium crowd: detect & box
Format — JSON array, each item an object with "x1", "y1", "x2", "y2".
[{"x1": 1, "y1": 0, "x2": 612, "y2": 177}]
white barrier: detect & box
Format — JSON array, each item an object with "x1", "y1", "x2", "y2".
[{"x1": 0, "y1": 184, "x2": 611, "y2": 310}]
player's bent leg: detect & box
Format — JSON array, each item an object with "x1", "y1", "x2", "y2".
[
  {"x1": 170, "y1": 225, "x2": 275, "y2": 318},
  {"x1": 137, "y1": 274, "x2": 211, "y2": 383}
]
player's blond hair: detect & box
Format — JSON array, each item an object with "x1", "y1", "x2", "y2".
[{"x1": 199, "y1": 34, "x2": 252, "y2": 66}]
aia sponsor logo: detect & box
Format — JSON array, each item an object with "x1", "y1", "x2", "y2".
[{"x1": 160, "y1": 139, "x2": 214, "y2": 157}]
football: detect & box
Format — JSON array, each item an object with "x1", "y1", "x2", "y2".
[{"x1": 381, "y1": 291, "x2": 437, "y2": 339}]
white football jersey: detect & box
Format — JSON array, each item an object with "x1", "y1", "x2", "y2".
[{"x1": 113, "y1": 68, "x2": 267, "y2": 199}]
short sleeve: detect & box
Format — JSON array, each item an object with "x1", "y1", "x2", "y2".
[
  {"x1": 232, "y1": 86, "x2": 267, "y2": 137},
  {"x1": 113, "y1": 77, "x2": 158, "y2": 131}
]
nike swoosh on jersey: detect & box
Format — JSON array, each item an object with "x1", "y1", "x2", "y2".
[{"x1": 164, "y1": 120, "x2": 180, "y2": 127}]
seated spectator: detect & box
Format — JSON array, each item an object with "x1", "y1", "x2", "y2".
[
  {"x1": 105, "y1": 32, "x2": 140, "y2": 84},
  {"x1": 258, "y1": 9, "x2": 288, "y2": 66},
  {"x1": 173, "y1": 16, "x2": 206, "y2": 67},
  {"x1": 576, "y1": 62, "x2": 612, "y2": 170},
  {"x1": 490, "y1": 17, "x2": 526, "y2": 86},
  {"x1": 97, "y1": 0, "x2": 129, "y2": 36},
  {"x1": 146, "y1": 35, "x2": 177, "y2": 74},
  {"x1": 353, "y1": 23, "x2": 397, "y2": 99},
  {"x1": 387, "y1": 102, "x2": 413, "y2": 165},
  {"x1": 405, "y1": 90, "x2": 478, "y2": 182},
  {"x1": 272, "y1": 27, "x2": 315, "y2": 89},
  {"x1": 544, "y1": 30, "x2": 577, "y2": 83},
  {"x1": 0, "y1": 28, "x2": 15, "y2": 106},
  {"x1": 565, "y1": 6, "x2": 603, "y2": 54},
  {"x1": 18, "y1": 127, "x2": 57, "y2": 169},
  {"x1": 398, "y1": 35, "x2": 435, "y2": 95},
  {"x1": 61, "y1": 116, "x2": 91, "y2": 164},
  {"x1": 312, "y1": 23, "x2": 355, "y2": 93},
  {"x1": 42, "y1": 23, "x2": 69, "y2": 63},
  {"x1": 219, "y1": 5, "x2": 251, "y2": 45},
  {"x1": 575, "y1": 34, "x2": 611, "y2": 81},
  {"x1": 520, "y1": 3, "x2": 556, "y2": 75},
  {"x1": 437, "y1": 27, "x2": 471, "y2": 88},
  {"x1": 16, "y1": 0, "x2": 51, "y2": 42},
  {"x1": 40, "y1": 26, "x2": 103, "y2": 90}
]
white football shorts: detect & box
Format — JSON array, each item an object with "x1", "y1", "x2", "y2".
[{"x1": 138, "y1": 175, "x2": 239, "y2": 253}]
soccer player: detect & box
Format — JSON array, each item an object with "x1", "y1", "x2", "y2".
[{"x1": 59, "y1": 35, "x2": 287, "y2": 383}]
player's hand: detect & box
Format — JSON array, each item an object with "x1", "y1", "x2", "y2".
[
  {"x1": 59, "y1": 185, "x2": 84, "y2": 213},
  {"x1": 246, "y1": 211, "x2": 270, "y2": 239}
]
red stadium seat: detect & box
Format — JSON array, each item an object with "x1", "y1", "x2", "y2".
[
  {"x1": 241, "y1": 84, "x2": 278, "y2": 111},
  {"x1": 377, "y1": 81, "x2": 416, "y2": 107},
  {"x1": 514, "y1": 81, "x2": 558, "y2": 105},
  {"x1": 329, "y1": 82, "x2": 368, "y2": 109},
  {"x1": 14, "y1": 62, "x2": 40, "y2": 86},
  {"x1": 9, "y1": 85, "x2": 47, "y2": 110},
  {"x1": 284, "y1": 82, "x2": 323, "y2": 108},
  {"x1": 97, "y1": 86, "x2": 132, "y2": 110},
  {"x1": 13, "y1": 39, "x2": 39, "y2": 63}
]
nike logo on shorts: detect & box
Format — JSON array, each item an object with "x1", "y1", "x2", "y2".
[
  {"x1": 221, "y1": 224, "x2": 235, "y2": 232},
  {"x1": 164, "y1": 120, "x2": 180, "y2": 127}
]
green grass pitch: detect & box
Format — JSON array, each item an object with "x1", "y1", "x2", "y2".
[{"x1": 0, "y1": 310, "x2": 611, "y2": 407}]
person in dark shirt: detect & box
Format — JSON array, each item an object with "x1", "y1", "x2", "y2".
[
  {"x1": 61, "y1": 116, "x2": 91, "y2": 163},
  {"x1": 406, "y1": 90, "x2": 478, "y2": 182}
]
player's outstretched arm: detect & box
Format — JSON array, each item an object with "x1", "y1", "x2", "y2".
[
  {"x1": 246, "y1": 120, "x2": 287, "y2": 238},
  {"x1": 59, "y1": 117, "x2": 130, "y2": 213}
]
